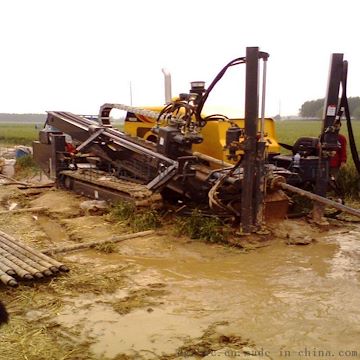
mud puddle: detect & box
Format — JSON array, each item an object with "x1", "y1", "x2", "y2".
[
  {"x1": 37, "y1": 215, "x2": 70, "y2": 244},
  {"x1": 54, "y1": 224, "x2": 360, "y2": 359},
  {"x1": 58, "y1": 301, "x2": 206, "y2": 359},
  {"x1": 1, "y1": 185, "x2": 359, "y2": 359}
]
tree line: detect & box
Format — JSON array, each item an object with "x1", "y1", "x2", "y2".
[{"x1": 299, "y1": 97, "x2": 360, "y2": 119}]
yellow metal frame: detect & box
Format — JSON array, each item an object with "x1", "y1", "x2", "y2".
[{"x1": 124, "y1": 107, "x2": 280, "y2": 164}]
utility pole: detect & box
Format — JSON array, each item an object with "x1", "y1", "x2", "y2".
[{"x1": 129, "y1": 81, "x2": 133, "y2": 105}]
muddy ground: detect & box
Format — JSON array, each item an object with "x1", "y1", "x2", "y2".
[{"x1": 0, "y1": 172, "x2": 360, "y2": 360}]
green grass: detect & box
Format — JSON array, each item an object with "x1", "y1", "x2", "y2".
[
  {"x1": 0, "y1": 123, "x2": 121, "y2": 146},
  {"x1": 0, "y1": 123, "x2": 40, "y2": 145},
  {"x1": 336, "y1": 162, "x2": 360, "y2": 198},
  {"x1": 275, "y1": 120, "x2": 321, "y2": 147},
  {"x1": 110, "y1": 201, "x2": 161, "y2": 231},
  {"x1": 14, "y1": 154, "x2": 41, "y2": 178},
  {"x1": 175, "y1": 209, "x2": 229, "y2": 243},
  {"x1": 110, "y1": 201, "x2": 135, "y2": 221},
  {"x1": 1, "y1": 120, "x2": 358, "y2": 149}
]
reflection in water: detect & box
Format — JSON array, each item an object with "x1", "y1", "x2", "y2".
[{"x1": 59, "y1": 225, "x2": 360, "y2": 358}]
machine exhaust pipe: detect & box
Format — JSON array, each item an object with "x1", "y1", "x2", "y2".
[{"x1": 162, "y1": 68, "x2": 172, "y2": 103}]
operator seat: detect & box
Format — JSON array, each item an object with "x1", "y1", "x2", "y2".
[{"x1": 292, "y1": 137, "x2": 320, "y2": 157}]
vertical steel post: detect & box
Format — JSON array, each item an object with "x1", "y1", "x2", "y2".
[
  {"x1": 241, "y1": 47, "x2": 259, "y2": 233},
  {"x1": 254, "y1": 53, "x2": 269, "y2": 228},
  {"x1": 313, "y1": 54, "x2": 344, "y2": 223},
  {"x1": 322, "y1": 54, "x2": 344, "y2": 133},
  {"x1": 49, "y1": 134, "x2": 66, "y2": 180},
  {"x1": 260, "y1": 57, "x2": 268, "y2": 141},
  {"x1": 254, "y1": 140, "x2": 266, "y2": 227}
]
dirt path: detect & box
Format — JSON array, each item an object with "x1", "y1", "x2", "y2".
[{"x1": 0, "y1": 181, "x2": 360, "y2": 360}]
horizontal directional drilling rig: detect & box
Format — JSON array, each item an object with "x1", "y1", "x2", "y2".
[{"x1": 33, "y1": 47, "x2": 360, "y2": 233}]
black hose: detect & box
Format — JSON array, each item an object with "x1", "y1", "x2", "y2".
[
  {"x1": 327, "y1": 60, "x2": 360, "y2": 175},
  {"x1": 339, "y1": 61, "x2": 360, "y2": 174},
  {"x1": 195, "y1": 57, "x2": 246, "y2": 121}
]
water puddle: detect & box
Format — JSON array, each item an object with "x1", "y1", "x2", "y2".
[
  {"x1": 57, "y1": 224, "x2": 360, "y2": 358},
  {"x1": 37, "y1": 215, "x2": 69, "y2": 244},
  {"x1": 58, "y1": 295, "x2": 206, "y2": 358}
]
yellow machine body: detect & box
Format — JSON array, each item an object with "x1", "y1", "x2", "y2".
[
  {"x1": 192, "y1": 118, "x2": 279, "y2": 162},
  {"x1": 123, "y1": 106, "x2": 280, "y2": 164}
]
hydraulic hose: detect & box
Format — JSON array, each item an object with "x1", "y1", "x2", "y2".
[{"x1": 341, "y1": 62, "x2": 360, "y2": 174}]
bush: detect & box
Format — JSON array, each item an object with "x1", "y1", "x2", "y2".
[
  {"x1": 131, "y1": 210, "x2": 161, "y2": 232},
  {"x1": 337, "y1": 162, "x2": 360, "y2": 199},
  {"x1": 110, "y1": 201, "x2": 161, "y2": 231},
  {"x1": 14, "y1": 154, "x2": 39, "y2": 177},
  {"x1": 110, "y1": 201, "x2": 135, "y2": 221},
  {"x1": 175, "y1": 209, "x2": 228, "y2": 243}
]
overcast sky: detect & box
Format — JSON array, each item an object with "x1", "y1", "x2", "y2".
[{"x1": 1, "y1": 0, "x2": 359, "y2": 117}]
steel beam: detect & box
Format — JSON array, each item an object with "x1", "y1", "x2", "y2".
[
  {"x1": 314, "y1": 53, "x2": 344, "y2": 222},
  {"x1": 322, "y1": 53, "x2": 344, "y2": 134},
  {"x1": 241, "y1": 47, "x2": 259, "y2": 233},
  {"x1": 281, "y1": 182, "x2": 360, "y2": 218}
]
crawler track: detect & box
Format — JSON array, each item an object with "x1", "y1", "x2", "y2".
[{"x1": 59, "y1": 169, "x2": 162, "y2": 207}]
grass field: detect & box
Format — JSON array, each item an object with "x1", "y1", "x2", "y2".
[
  {"x1": 1, "y1": 120, "x2": 359, "y2": 146},
  {"x1": 0, "y1": 123, "x2": 41, "y2": 146},
  {"x1": 275, "y1": 120, "x2": 360, "y2": 149},
  {"x1": 1, "y1": 119, "x2": 359, "y2": 162}
]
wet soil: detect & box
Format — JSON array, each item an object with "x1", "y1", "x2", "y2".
[{"x1": 0, "y1": 178, "x2": 360, "y2": 360}]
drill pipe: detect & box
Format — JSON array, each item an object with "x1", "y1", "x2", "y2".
[
  {"x1": 192, "y1": 152, "x2": 233, "y2": 168},
  {"x1": 279, "y1": 182, "x2": 360, "y2": 218},
  {"x1": 0, "y1": 269, "x2": 18, "y2": 287},
  {"x1": 0, "y1": 230, "x2": 68, "y2": 272},
  {"x1": 0, "y1": 241, "x2": 53, "y2": 276},
  {"x1": 0, "y1": 234, "x2": 59, "y2": 273},
  {"x1": 0, "y1": 247, "x2": 44, "y2": 279},
  {"x1": 41, "y1": 229, "x2": 155, "y2": 255},
  {"x1": 0, "y1": 258, "x2": 33, "y2": 280},
  {"x1": 0, "y1": 206, "x2": 47, "y2": 215},
  {"x1": 0, "y1": 261, "x2": 16, "y2": 277}
]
